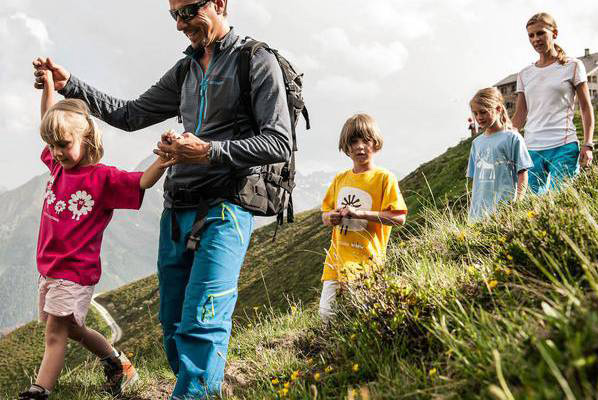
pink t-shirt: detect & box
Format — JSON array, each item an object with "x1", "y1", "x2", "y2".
[{"x1": 37, "y1": 147, "x2": 144, "y2": 286}]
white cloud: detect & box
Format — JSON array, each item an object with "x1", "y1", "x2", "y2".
[
  {"x1": 362, "y1": 3, "x2": 433, "y2": 40},
  {"x1": 315, "y1": 27, "x2": 409, "y2": 78},
  {"x1": 232, "y1": 0, "x2": 272, "y2": 27},
  {"x1": 280, "y1": 49, "x2": 320, "y2": 72},
  {"x1": 8, "y1": 13, "x2": 52, "y2": 50},
  {"x1": 313, "y1": 75, "x2": 381, "y2": 100},
  {"x1": 0, "y1": 92, "x2": 36, "y2": 131}
]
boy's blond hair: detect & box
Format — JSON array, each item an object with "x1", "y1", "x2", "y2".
[
  {"x1": 338, "y1": 113, "x2": 384, "y2": 156},
  {"x1": 40, "y1": 99, "x2": 104, "y2": 165}
]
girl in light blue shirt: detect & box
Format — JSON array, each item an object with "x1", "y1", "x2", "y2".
[{"x1": 467, "y1": 88, "x2": 534, "y2": 221}]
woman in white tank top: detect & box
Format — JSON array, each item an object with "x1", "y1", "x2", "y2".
[{"x1": 512, "y1": 13, "x2": 594, "y2": 194}]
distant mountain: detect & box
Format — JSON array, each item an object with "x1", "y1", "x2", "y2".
[{"x1": 0, "y1": 160, "x2": 336, "y2": 331}]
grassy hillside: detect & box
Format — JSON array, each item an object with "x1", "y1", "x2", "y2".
[
  {"x1": 231, "y1": 166, "x2": 598, "y2": 399},
  {"x1": 2, "y1": 115, "x2": 596, "y2": 398}
]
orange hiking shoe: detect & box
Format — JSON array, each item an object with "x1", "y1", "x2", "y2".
[{"x1": 100, "y1": 351, "x2": 139, "y2": 396}]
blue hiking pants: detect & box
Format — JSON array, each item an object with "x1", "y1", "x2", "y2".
[
  {"x1": 157, "y1": 202, "x2": 253, "y2": 399},
  {"x1": 528, "y1": 142, "x2": 580, "y2": 194}
]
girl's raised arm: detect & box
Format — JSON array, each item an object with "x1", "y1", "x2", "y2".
[{"x1": 41, "y1": 70, "x2": 56, "y2": 119}]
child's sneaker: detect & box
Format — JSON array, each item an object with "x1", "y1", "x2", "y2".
[
  {"x1": 100, "y1": 351, "x2": 139, "y2": 396},
  {"x1": 17, "y1": 386, "x2": 49, "y2": 400}
]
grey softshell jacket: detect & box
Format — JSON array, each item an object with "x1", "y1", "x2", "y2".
[{"x1": 59, "y1": 28, "x2": 292, "y2": 208}]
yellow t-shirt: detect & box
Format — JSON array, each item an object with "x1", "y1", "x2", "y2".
[{"x1": 321, "y1": 167, "x2": 407, "y2": 282}]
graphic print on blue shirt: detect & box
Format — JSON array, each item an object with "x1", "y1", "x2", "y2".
[{"x1": 467, "y1": 131, "x2": 533, "y2": 221}]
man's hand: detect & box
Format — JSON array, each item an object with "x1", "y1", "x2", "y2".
[
  {"x1": 580, "y1": 147, "x2": 593, "y2": 168},
  {"x1": 33, "y1": 57, "x2": 71, "y2": 91},
  {"x1": 339, "y1": 206, "x2": 362, "y2": 220},
  {"x1": 154, "y1": 132, "x2": 211, "y2": 167}
]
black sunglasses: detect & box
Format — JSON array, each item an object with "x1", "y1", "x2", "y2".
[{"x1": 169, "y1": 0, "x2": 211, "y2": 22}]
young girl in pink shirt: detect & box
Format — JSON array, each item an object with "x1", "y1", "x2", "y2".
[{"x1": 19, "y1": 68, "x2": 168, "y2": 400}]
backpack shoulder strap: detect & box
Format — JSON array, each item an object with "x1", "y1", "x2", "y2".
[
  {"x1": 236, "y1": 39, "x2": 269, "y2": 135},
  {"x1": 175, "y1": 57, "x2": 192, "y2": 123}
]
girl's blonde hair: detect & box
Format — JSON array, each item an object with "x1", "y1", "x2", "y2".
[
  {"x1": 470, "y1": 88, "x2": 512, "y2": 131},
  {"x1": 338, "y1": 113, "x2": 383, "y2": 155},
  {"x1": 526, "y1": 12, "x2": 567, "y2": 65},
  {"x1": 40, "y1": 99, "x2": 104, "y2": 165}
]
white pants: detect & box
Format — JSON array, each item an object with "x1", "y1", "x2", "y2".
[{"x1": 319, "y1": 280, "x2": 340, "y2": 323}]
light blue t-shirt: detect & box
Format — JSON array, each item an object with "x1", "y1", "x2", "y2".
[{"x1": 467, "y1": 131, "x2": 533, "y2": 221}]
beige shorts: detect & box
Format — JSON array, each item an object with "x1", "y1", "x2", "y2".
[{"x1": 38, "y1": 276, "x2": 95, "y2": 327}]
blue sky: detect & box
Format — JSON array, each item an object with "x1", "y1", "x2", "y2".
[{"x1": 1, "y1": 0, "x2": 597, "y2": 190}]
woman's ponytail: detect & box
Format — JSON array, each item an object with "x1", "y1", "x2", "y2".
[{"x1": 553, "y1": 43, "x2": 567, "y2": 65}]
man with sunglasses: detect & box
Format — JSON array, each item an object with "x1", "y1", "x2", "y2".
[{"x1": 32, "y1": 0, "x2": 292, "y2": 398}]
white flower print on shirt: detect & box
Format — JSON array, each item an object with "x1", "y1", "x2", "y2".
[
  {"x1": 68, "y1": 190, "x2": 95, "y2": 221},
  {"x1": 54, "y1": 200, "x2": 66, "y2": 214},
  {"x1": 45, "y1": 190, "x2": 56, "y2": 205}
]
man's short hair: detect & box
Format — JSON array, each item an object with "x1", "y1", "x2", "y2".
[{"x1": 338, "y1": 113, "x2": 384, "y2": 155}]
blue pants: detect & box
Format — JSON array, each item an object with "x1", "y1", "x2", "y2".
[
  {"x1": 157, "y1": 202, "x2": 253, "y2": 399},
  {"x1": 528, "y1": 142, "x2": 579, "y2": 194}
]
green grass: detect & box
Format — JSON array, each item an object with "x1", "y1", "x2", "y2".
[{"x1": 229, "y1": 166, "x2": 598, "y2": 399}]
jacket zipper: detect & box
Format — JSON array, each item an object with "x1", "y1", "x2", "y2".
[
  {"x1": 193, "y1": 57, "x2": 216, "y2": 135},
  {"x1": 222, "y1": 203, "x2": 244, "y2": 245},
  {"x1": 201, "y1": 288, "x2": 237, "y2": 321}
]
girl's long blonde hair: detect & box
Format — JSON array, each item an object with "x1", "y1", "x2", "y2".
[
  {"x1": 40, "y1": 99, "x2": 104, "y2": 165},
  {"x1": 526, "y1": 12, "x2": 567, "y2": 65},
  {"x1": 470, "y1": 88, "x2": 512, "y2": 131}
]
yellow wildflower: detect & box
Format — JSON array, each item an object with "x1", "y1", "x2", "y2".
[
  {"x1": 314, "y1": 372, "x2": 321, "y2": 382},
  {"x1": 352, "y1": 363, "x2": 359, "y2": 372},
  {"x1": 283, "y1": 382, "x2": 290, "y2": 389},
  {"x1": 278, "y1": 387, "x2": 289, "y2": 397},
  {"x1": 291, "y1": 370, "x2": 300, "y2": 381},
  {"x1": 488, "y1": 280, "x2": 498, "y2": 290},
  {"x1": 527, "y1": 211, "x2": 537, "y2": 219},
  {"x1": 456, "y1": 231, "x2": 466, "y2": 241},
  {"x1": 127, "y1": 352, "x2": 134, "y2": 358},
  {"x1": 350, "y1": 333, "x2": 357, "y2": 342},
  {"x1": 506, "y1": 254, "x2": 513, "y2": 261},
  {"x1": 429, "y1": 368, "x2": 437, "y2": 377},
  {"x1": 324, "y1": 365, "x2": 334, "y2": 373},
  {"x1": 271, "y1": 378, "x2": 279, "y2": 385}
]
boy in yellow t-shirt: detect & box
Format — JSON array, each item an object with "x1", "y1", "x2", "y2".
[{"x1": 319, "y1": 113, "x2": 408, "y2": 322}]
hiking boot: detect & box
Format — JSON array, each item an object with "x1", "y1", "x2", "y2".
[
  {"x1": 17, "y1": 389, "x2": 49, "y2": 400},
  {"x1": 100, "y1": 351, "x2": 139, "y2": 396}
]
